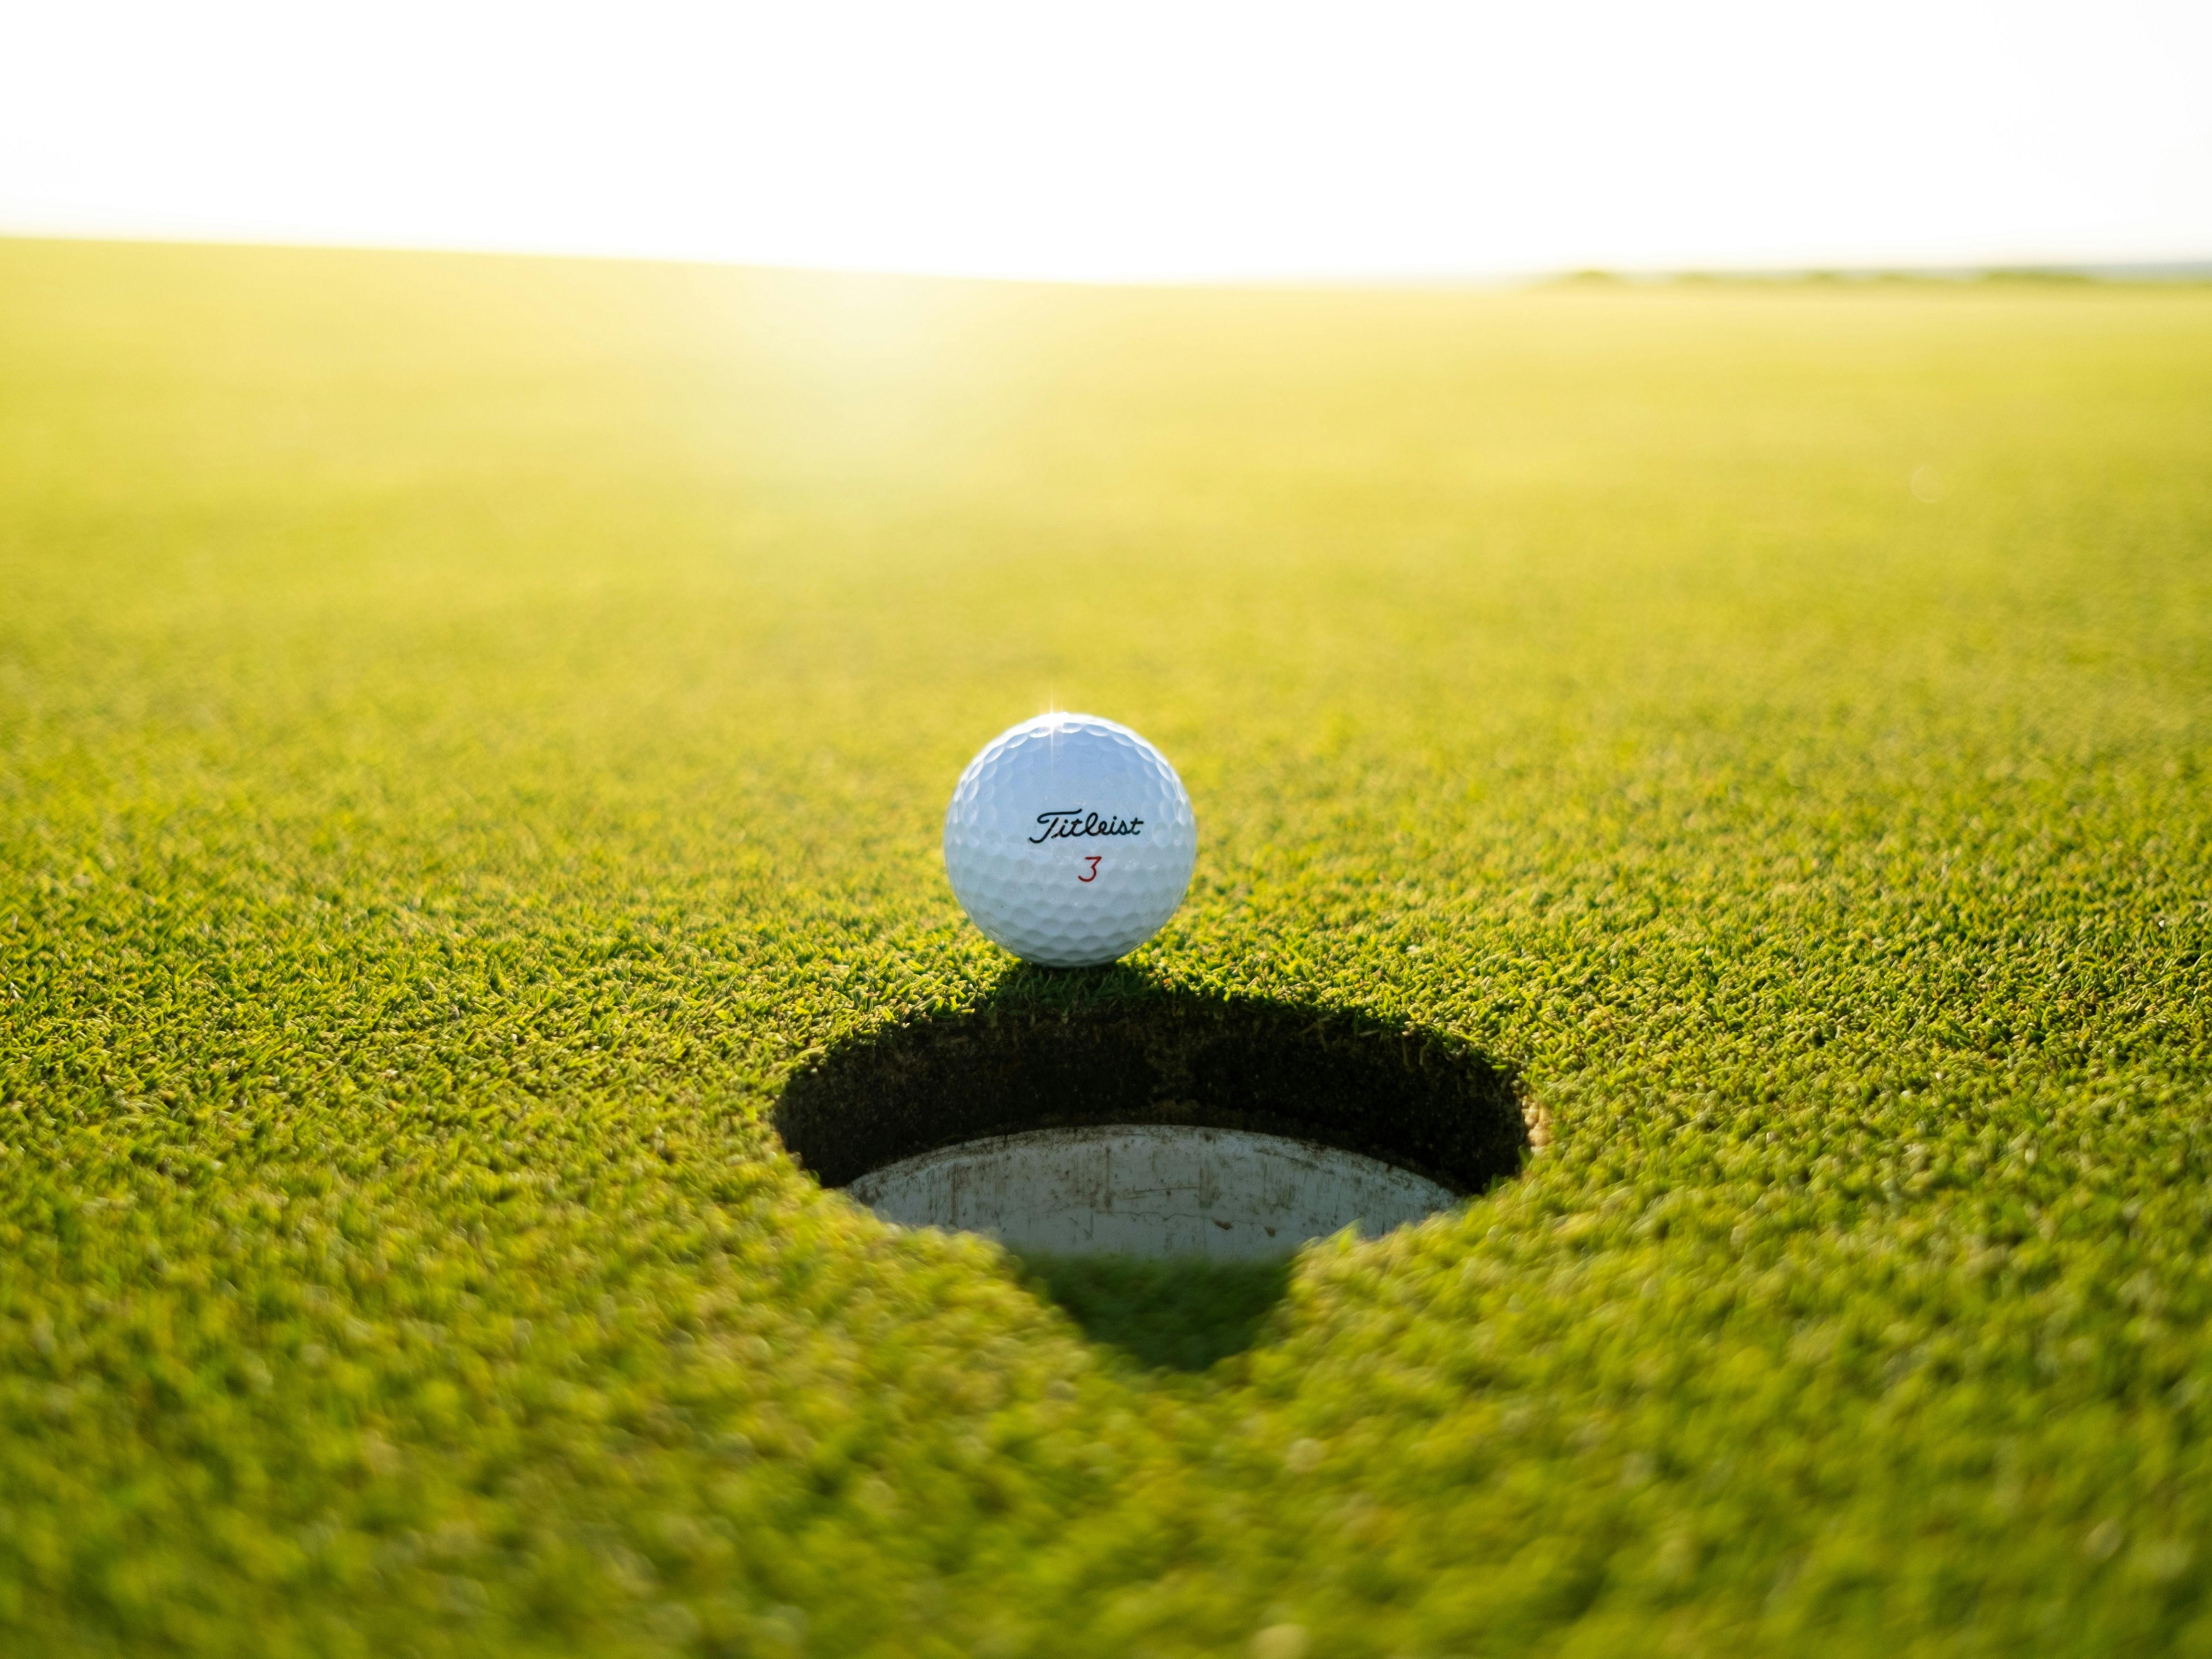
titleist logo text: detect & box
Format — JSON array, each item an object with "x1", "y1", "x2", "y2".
[{"x1": 1029, "y1": 808, "x2": 1145, "y2": 843}]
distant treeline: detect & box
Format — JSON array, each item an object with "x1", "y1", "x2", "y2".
[{"x1": 1551, "y1": 263, "x2": 2212, "y2": 287}]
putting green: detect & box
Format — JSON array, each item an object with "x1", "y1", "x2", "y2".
[{"x1": 2, "y1": 238, "x2": 2208, "y2": 1656}]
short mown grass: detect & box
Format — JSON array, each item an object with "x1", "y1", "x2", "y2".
[{"x1": 2, "y1": 238, "x2": 2209, "y2": 1657}]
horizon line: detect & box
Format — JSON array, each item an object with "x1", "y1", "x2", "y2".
[{"x1": 6, "y1": 228, "x2": 2212, "y2": 293}]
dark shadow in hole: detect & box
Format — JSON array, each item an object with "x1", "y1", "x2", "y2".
[
  {"x1": 776, "y1": 966, "x2": 1528, "y2": 1200},
  {"x1": 1011, "y1": 1251, "x2": 1295, "y2": 1373}
]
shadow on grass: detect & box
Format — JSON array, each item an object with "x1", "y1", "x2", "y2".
[{"x1": 1013, "y1": 1251, "x2": 1294, "y2": 1373}]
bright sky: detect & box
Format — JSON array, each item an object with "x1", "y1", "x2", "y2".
[{"x1": 2, "y1": 0, "x2": 2207, "y2": 282}]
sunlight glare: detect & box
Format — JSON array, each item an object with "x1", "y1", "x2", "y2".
[{"x1": 1, "y1": 0, "x2": 2206, "y2": 279}]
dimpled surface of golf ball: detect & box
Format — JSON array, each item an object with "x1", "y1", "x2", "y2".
[{"x1": 943, "y1": 713, "x2": 1197, "y2": 967}]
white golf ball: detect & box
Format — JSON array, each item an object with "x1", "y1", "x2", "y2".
[{"x1": 943, "y1": 713, "x2": 1197, "y2": 967}]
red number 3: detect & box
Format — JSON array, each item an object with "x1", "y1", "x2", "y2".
[{"x1": 1078, "y1": 855, "x2": 1102, "y2": 883}]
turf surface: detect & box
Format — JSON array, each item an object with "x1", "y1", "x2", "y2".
[{"x1": 2, "y1": 238, "x2": 2210, "y2": 1657}]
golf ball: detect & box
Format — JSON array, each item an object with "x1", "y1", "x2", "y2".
[{"x1": 943, "y1": 713, "x2": 1197, "y2": 967}]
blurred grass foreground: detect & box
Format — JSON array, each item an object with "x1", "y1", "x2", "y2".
[{"x1": 2, "y1": 238, "x2": 2210, "y2": 1655}]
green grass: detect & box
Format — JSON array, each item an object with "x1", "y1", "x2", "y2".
[{"x1": 2, "y1": 235, "x2": 2209, "y2": 1657}]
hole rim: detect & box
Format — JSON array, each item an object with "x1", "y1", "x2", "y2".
[{"x1": 774, "y1": 980, "x2": 1529, "y2": 1207}]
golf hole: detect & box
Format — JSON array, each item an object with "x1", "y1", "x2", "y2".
[
  {"x1": 775, "y1": 988, "x2": 1528, "y2": 1262},
  {"x1": 849, "y1": 1124, "x2": 1458, "y2": 1259}
]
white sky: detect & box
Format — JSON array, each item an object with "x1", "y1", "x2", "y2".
[{"x1": 2, "y1": 0, "x2": 2207, "y2": 282}]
